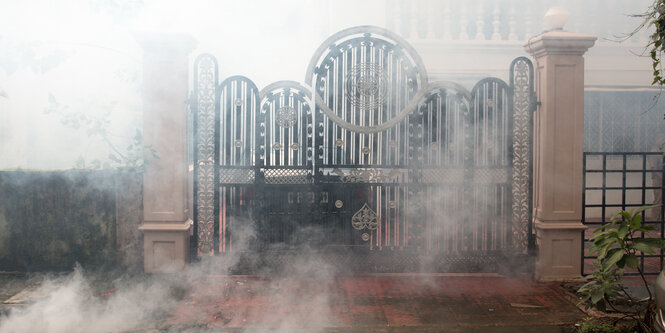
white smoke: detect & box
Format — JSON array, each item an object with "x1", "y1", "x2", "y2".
[
  {"x1": 0, "y1": 223, "x2": 338, "y2": 333},
  {"x1": 0, "y1": 266, "x2": 175, "y2": 333}
]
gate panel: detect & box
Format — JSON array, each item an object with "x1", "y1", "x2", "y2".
[
  {"x1": 468, "y1": 78, "x2": 513, "y2": 254},
  {"x1": 255, "y1": 81, "x2": 314, "y2": 250},
  {"x1": 193, "y1": 26, "x2": 535, "y2": 271},
  {"x1": 307, "y1": 27, "x2": 428, "y2": 251},
  {"x1": 217, "y1": 75, "x2": 260, "y2": 253},
  {"x1": 258, "y1": 81, "x2": 314, "y2": 168},
  {"x1": 411, "y1": 82, "x2": 473, "y2": 255}
]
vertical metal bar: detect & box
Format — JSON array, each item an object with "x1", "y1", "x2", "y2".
[
  {"x1": 191, "y1": 87, "x2": 199, "y2": 256},
  {"x1": 221, "y1": 186, "x2": 226, "y2": 252},
  {"x1": 527, "y1": 58, "x2": 536, "y2": 255},
  {"x1": 660, "y1": 153, "x2": 665, "y2": 271},
  {"x1": 602, "y1": 153, "x2": 607, "y2": 225},
  {"x1": 582, "y1": 152, "x2": 587, "y2": 275},
  {"x1": 622, "y1": 153, "x2": 627, "y2": 212},
  {"x1": 641, "y1": 153, "x2": 648, "y2": 272},
  {"x1": 642, "y1": 153, "x2": 647, "y2": 209},
  {"x1": 213, "y1": 82, "x2": 221, "y2": 254}
]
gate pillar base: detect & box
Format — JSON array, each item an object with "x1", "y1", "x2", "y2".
[
  {"x1": 534, "y1": 220, "x2": 587, "y2": 281},
  {"x1": 139, "y1": 220, "x2": 192, "y2": 273}
]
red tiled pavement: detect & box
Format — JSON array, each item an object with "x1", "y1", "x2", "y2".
[{"x1": 167, "y1": 274, "x2": 586, "y2": 331}]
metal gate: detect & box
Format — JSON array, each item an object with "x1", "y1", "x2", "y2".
[{"x1": 192, "y1": 26, "x2": 535, "y2": 272}]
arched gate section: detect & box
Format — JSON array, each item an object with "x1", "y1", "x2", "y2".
[{"x1": 192, "y1": 26, "x2": 535, "y2": 272}]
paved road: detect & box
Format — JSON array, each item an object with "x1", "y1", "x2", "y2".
[
  {"x1": 0, "y1": 272, "x2": 586, "y2": 332},
  {"x1": 167, "y1": 274, "x2": 585, "y2": 332}
]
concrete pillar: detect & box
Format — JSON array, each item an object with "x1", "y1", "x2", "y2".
[
  {"x1": 524, "y1": 28, "x2": 595, "y2": 281},
  {"x1": 136, "y1": 32, "x2": 196, "y2": 273}
]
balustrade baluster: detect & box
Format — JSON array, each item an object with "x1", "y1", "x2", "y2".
[
  {"x1": 386, "y1": 0, "x2": 396, "y2": 32},
  {"x1": 425, "y1": 0, "x2": 434, "y2": 40},
  {"x1": 443, "y1": 1, "x2": 452, "y2": 40},
  {"x1": 524, "y1": 2, "x2": 533, "y2": 40},
  {"x1": 399, "y1": 0, "x2": 410, "y2": 38},
  {"x1": 417, "y1": 1, "x2": 428, "y2": 39},
  {"x1": 475, "y1": 2, "x2": 485, "y2": 40},
  {"x1": 459, "y1": 2, "x2": 469, "y2": 40},
  {"x1": 410, "y1": 1, "x2": 419, "y2": 40},
  {"x1": 492, "y1": 3, "x2": 501, "y2": 40},
  {"x1": 508, "y1": 2, "x2": 518, "y2": 41}
]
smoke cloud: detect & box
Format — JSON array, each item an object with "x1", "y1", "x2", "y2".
[
  {"x1": 0, "y1": 0, "x2": 657, "y2": 331},
  {"x1": 0, "y1": 266, "x2": 176, "y2": 332},
  {"x1": 0, "y1": 221, "x2": 340, "y2": 333},
  {"x1": 1, "y1": 0, "x2": 654, "y2": 170}
]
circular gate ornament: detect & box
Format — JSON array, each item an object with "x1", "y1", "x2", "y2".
[
  {"x1": 345, "y1": 63, "x2": 389, "y2": 110},
  {"x1": 335, "y1": 200, "x2": 343, "y2": 208},
  {"x1": 361, "y1": 233, "x2": 370, "y2": 241},
  {"x1": 276, "y1": 106, "x2": 297, "y2": 128}
]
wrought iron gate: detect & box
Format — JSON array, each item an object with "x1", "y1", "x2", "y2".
[{"x1": 192, "y1": 26, "x2": 535, "y2": 272}]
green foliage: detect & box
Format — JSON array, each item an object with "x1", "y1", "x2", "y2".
[
  {"x1": 578, "y1": 261, "x2": 624, "y2": 312},
  {"x1": 646, "y1": 1, "x2": 665, "y2": 87},
  {"x1": 578, "y1": 317, "x2": 614, "y2": 333},
  {"x1": 578, "y1": 205, "x2": 665, "y2": 332},
  {"x1": 632, "y1": 0, "x2": 665, "y2": 118},
  {"x1": 588, "y1": 206, "x2": 664, "y2": 273}
]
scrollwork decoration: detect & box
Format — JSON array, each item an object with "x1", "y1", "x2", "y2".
[
  {"x1": 194, "y1": 55, "x2": 217, "y2": 255},
  {"x1": 352, "y1": 203, "x2": 378, "y2": 230},
  {"x1": 332, "y1": 168, "x2": 400, "y2": 183}
]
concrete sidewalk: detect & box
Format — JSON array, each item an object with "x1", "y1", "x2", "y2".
[{"x1": 166, "y1": 274, "x2": 586, "y2": 332}]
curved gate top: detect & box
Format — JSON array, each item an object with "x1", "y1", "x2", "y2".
[
  {"x1": 192, "y1": 26, "x2": 535, "y2": 272},
  {"x1": 305, "y1": 26, "x2": 428, "y2": 134}
]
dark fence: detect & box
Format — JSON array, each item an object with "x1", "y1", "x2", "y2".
[
  {"x1": 582, "y1": 152, "x2": 665, "y2": 275},
  {"x1": 0, "y1": 169, "x2": 142, "y2": 271}
]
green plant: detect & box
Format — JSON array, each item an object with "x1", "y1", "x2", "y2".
[
  {"x1": 624, "y1": 0, "x2": 665, "y2": 118},
  {"x1": 637, "y1": 1, "x2": 665, "y2": 87},
  {"x1": 578, "y1": 317, "x2": 614, "y2": 333},
  {"x1": 625, "y1": 1, "x2": 665, "y2": 87},
  {"x1": 578, "y1": 205, "x2": 665, "y2": 332}
]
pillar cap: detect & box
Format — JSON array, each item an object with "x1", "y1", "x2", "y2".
[{"x1": 524, "y1": 30, "x2": 596, "y2": 58}]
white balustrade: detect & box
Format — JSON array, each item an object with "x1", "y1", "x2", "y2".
[{"x1": 385, "y1": 0, "x2": 655, "y2": 44}]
